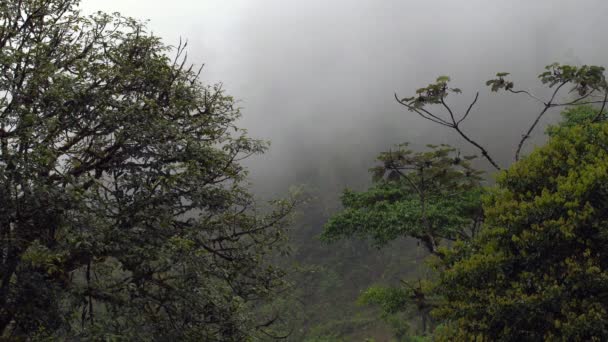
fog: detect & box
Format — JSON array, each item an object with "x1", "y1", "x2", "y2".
[{"x1": 81, "y1": 0, "x2": 608, "y2": 196}]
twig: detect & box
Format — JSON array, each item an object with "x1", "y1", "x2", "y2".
[
  {"x1": 515, "y1": 81, "x2": 567, "y2": 161},
  {"x1": 457, "y1": 92, "x2": 479, "y2": 125},
  {"x1": 508, "y1": 89, "x2": 546, "y2": 105}
]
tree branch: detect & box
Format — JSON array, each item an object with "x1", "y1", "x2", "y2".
[
  {"x1": 453, "y1": 125, "x2": 501, "y2": 170},
  {"x1": 508, "y1": 89, "x2": 546, "y2": 105},
  {"x1": 515, "y1": 81, "x2": 567, "y2": 161},
  {"x1": 457, "y1": 92, "x2": 479, "y2": 125},
  {"x1": 593, "y1": 90, "x2": 608, "y2": 122}
]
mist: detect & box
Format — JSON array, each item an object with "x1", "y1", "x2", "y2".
[
  {"x1": 79, "y1": 0, "x2": 608, "y2": 198},
  {"x1": 0, "y1": 1, "x2": 590, "y2": 339}
]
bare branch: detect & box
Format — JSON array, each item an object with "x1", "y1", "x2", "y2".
[
  {"x1": 515, "y1": 81, "x2": 568, "y2": 161},
  {"x1": 394, "y1": 93, "x2": 452, "y2": 127},
  {"x1": 507, "y1": 89, "x2": 546, "y2": 105},
  {"x1": 440, "y1": 98, "x2": 456, "y2": 124},
  {"x1": 457, "y1": 92, "x2": 479, "y2": 125},
  {"x1": 394, "y1": 92, "x2": 500, "y2": 170},
  {"x1": 452, "y1": 125, "x2": 501, "y2": 170},
  {"x1": 438, "y1": 94, "x2": 500, "y2": 170}
]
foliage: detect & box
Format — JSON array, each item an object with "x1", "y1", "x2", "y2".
[
  {"x1": 0, "y1": 1, "x2": 295, "y2": 340},
  {"x1": 546, "y1": 105, "x2": 599, "y2": 135},
  {"x1": 539, "y1": 63, "x2": 606, "y2": 96},
  {"x1": 322, "y1": 144, "x2": 484, "y2": 339},
  {"x1": 399, "y1": 76, "x2": 462, "y2": 109},
  {"x1": 358, "y1": 285, "x2": 434, "y2": 340},
  {"x1": 326, "y1": 62, "x2": 608, "y2": 340},
  {"x1": 487, "y1": 64, "x2": 606, "y2": 96},
  {"x1": 271, "y1": 196, "x2": 418, "y2": 341},
  {"x1": 323, "y1": 144, "x2": 483, "y2": 254},
  {"x1": 358, "y1": 286, "x2": 413, "y2": 317},
  {"x1": 433, "y1": 121, "x2": 608, "y2": 341}
]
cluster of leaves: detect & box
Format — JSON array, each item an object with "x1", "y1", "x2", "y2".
[
  {"x1": 0, "y1": 1, "x2": 295, "y2": 340},
  {"x1": 486, "y1": 64, "x2": 607, "y2": 97},
  {"x1": 399, "y1": 76, "x2": 462, "y2": 110},
  {"x1": 485, "y1": 72, "x2": 514, "y2": 92},
  {"x1": 540, "y1": 63, "x2": 606, "y2": 96}
]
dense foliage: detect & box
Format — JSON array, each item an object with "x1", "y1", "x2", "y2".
[
  {"x1": 0, "y1": 1, "x2": 294, "y2": 340},
  {"x1": 435, "y1": 120, "x2": 608, "y2": 341}
]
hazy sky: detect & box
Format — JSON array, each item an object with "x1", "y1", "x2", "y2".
[{"x1": 81, "y1": 0, "x2": 608, "y2": 194}]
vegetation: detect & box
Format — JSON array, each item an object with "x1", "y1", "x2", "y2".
[
  {"x1": 3, "y1": 1, "x2": 608, "y2": 341},
  {"x1": 323, "y1": 144, "x2": 483, "y2": 253},
  {"x1": 325, "y1": 65, "x2": 608, "y2": 340},
  {"x1": 435, "y1": 116, "x2": 608, "y2": 341},
  {"x1": 0, "y1": 1, "x2": 295, "y2": 340}
]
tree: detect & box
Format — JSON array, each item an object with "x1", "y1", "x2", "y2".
[
  {"x1": 0, "y1": 1, "x2": 295, "y2": 340},
  {"x1": 392, "y1": 65, "x2": 608, "y2": 340},
  {"x1": 322, "y1": 144, "x2": 484, "y2": 336},
  {"x1": 324, "y1": 63, "x2": 608, "y2": 339},
  {"x1": 323, "y1": 144, "x2": 483, "y2": 255},
  {"x1": 434, "y1": 118, "x2": 608, "y2": 341}
]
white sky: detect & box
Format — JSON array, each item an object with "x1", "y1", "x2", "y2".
[{"x1": 80, "y1": 0, "x2": 608, "y2": 193}]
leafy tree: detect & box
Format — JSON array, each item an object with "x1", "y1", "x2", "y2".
[
  {"x1": 0, "y1": 1, "x2": 295, "y2": 340},
  {"x1": 322, "y1": 144, "x2": 484, "y2": 336},
  {"x1": 434, "y1": 120, "x2": 608, "y2": 341},
  {"x1": 392, "y1": 65, "x2": 608, "y2": 340},
  {"x1": 323, "y1": 144, "x2": 483, "y2": 255}
]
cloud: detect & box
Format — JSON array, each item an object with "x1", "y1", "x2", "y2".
[{"x1": 81, "y1": 0, "x2": 608, "y2": 194}]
